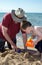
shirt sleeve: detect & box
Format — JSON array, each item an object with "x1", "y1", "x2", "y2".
[
  {"x1": 23, "y1": 16, "x2": 27, "y2": 21},
  {"x1": 21, "y1": 29, "x2": 26, "y2": 33},
  {"x1": 2, "y1": 13, "x2": 10, "y2": 28}
]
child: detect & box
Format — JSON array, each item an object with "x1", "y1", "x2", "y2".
[{"x1": 21, "y1": 21, "x2": 42, "y2": 61}]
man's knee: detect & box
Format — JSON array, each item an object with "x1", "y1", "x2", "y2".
[{"x1": 0, "y1": 39, "x2": 5, "y2": 52}]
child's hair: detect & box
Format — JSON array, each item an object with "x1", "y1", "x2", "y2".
[{"x1": 22, "y1": 20, "x2": 32, "y2": 29}]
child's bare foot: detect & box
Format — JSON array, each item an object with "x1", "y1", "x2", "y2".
[
  {"x1": 40, "y1": 53, "x2": 42, "y2": 62},
  {"x1": 32, "y1": 51, "x2": 40, "y2": 56}
]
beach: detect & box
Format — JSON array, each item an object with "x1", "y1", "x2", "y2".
[
  {"x1": 0, "y1": 13, "x2": 42, "y2": 65},
  {"x1": 0, "y1": 48, "x2": 42, "y2": 65}
]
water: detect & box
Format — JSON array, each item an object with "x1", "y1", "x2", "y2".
[
  {"x1": 26, "y1": 13, "x2": 42, "y2": 26},
  {"x1": 0, "y1": 13, "x2": 6, "y2": 22},
  {"x1": 0, "y1": 13, "x2": 42, "y2": 47},
  {"x1": 0, "y1": 13, "x2": 42, "y2": 26}
]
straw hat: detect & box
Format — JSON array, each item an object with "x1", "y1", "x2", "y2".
[{"x1": 11, "y1": 8, "x2": 26, "y2": 22}]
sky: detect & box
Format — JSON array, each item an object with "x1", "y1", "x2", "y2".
[{"x1": 0, "y1": 0, "x2": 42, "y2": 13}]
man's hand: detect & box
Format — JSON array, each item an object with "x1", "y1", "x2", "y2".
[{"x1": 12, "y1": 47, "x2": 21, "y2": 53}]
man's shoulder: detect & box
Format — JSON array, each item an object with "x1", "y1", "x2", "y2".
[{"x1": 3, "y1": 13, "x2": 11, "y2": 19}]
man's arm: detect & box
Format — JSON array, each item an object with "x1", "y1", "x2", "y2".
[{"x1": 2, "y1": 25, "x2": 17, "y2": 49}]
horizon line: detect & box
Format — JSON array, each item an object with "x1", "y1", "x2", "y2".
[{"x1": 0, "y1": 11, "x2": 42, "y2": 13}]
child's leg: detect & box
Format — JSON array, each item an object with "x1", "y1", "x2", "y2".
[
  {"x1": 40, "y1": 53, "x2": 42, "y2": 62},
  {"x1": 35, "y1": 40, "x2": 42, "y2": 61},
  {"x1": 35, "y1": 40, "x2": 42, "y2": 52},
  {"x1": 34, "y1": 41, "x2": 40, "y2": 55}
]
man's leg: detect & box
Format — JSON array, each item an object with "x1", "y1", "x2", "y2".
[
  {"x1": 0, "y1": 39, "x2": 5, "y2": 52},
  {"x1": 7, "y1": 37, "x2": 16, "y2": 49},
  {"x1": 7, "y1": 42, "x2": 12, "y2": 49}
]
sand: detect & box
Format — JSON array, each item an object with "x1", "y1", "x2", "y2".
[{"x1": 0, "y1": 48, "x2": 42, "y2": 65}]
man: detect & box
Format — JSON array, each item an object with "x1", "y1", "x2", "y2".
[{"x1": 0, "y1": 8, "x2": 27, "y2": 52}]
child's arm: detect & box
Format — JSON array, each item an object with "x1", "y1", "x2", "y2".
[
  {"x1": 34, "y1": 30, "x2": 42, "y2": 45},
  {"x1": 22, "y1": 33, "x2": 27, "y2": 49},
  {"x1": 34, "y1": 36, "x2": 42, "y2": 46}
]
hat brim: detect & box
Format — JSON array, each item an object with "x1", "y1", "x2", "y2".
[{"x1": 11, "y1": 10, "x2": 24, "y2": 22}]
